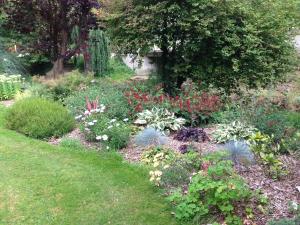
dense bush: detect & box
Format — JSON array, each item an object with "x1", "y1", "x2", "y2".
[
  {"x1": 0, "y1": 74, "x2": 22, "y2": 100},
  {"x1": 6, "y1": 98, "x2": 75, "y2": 139},
  {"x1": 111, "y1": 0, "x2": 298, "y2": 92},
  {"x1": 64, "y1": 80, "x2": 130, "y2": 120}
]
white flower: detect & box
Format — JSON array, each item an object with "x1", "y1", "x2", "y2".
[
  {"x1": 84, "y1": 110, "x2": 90, "y2": 115},
  {"x1": 91, "y1": 80, "x2": 96, "y2": 83},
  {"x1": 95, "y1": 108, "x2": 101, "y2": 113},
  {"x1": 110, "y1": 119, "x2": 117, "y2": 123},
  {"x1": 91, "y1": 109, "x2": 95, "y2": 113},
  {"x1": 96, "y1": 136, "x2": 102, "y2": 141},
  {"x1": 93, "y1": 120, "x2": 98, "y2": 123},
  {"x1": 106, "y1": 146, "x2": 110, "y2": 150},
  {"x1": 85, "y1": 128, "x2": 90, "y2": 131},
  {"x1": 107, "y1": 125, "x2": 113, "y2": 129},
  {"x1": 291, "y1": 201, "x2": 298, "y2": 210},
  {"x1": 75, "y1": 115, "x2": 83, "y2": 120},
  {"x1": 88, "y1": 122, "x2": 94, "y2": 126},
  {"x1": 116, "y1": 123, "x2": 120, "y2": 127},
  {"x1": 123, "y1": 118, "x2": 129, "y2": 122},
  {"x1": 102, "y1": 135, "x2": 108, "y2": 141},
  {"x1": 3, "y1": 58, "x2": 8, "y2": 62},
  {"x1": 163, "y1": 165, "x2": 170, "y2": 169},
  {"x1": 25, "y1": 53, "x2": 30, "y2": 56}
]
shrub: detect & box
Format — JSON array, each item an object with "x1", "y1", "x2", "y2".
[
  {"x1": 82, "y1": 114, "x2": 131, "y2": 150},
  {"x1": 168, "y1": 152, "x2": 253, "y2": 224},
  {"x1": 134, "y1": 128, "x2": 167, "y2": 147},
  {"x1": 213, "y1": 121, "x2": 257, "y2": 143},
  {"x1": 250, "y1": 111, "x2": 298, "y2": 143},
  {"x1": 249, "y1": 132, "x2": 286, "y2": 179},
  {"x1": 223, "y1": 141, "x2": 256, "y2": 166},
  {"x1": 6, "y1": 98, "x2": 75, "y2": 139},
  {"x1": 174, "y1": 127, "x2": 209, "y2": 142},
  {"x1": 64, "y1": 80, "x2": 130, "y2": 120},
  {"x1": 0, "y1": 74, "x2": 22, "y2": 100},
  {"x1": 134, "y1": 107, "x2": 186, "y2": 134}
]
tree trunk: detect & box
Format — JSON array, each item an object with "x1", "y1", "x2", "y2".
[{"x1": 47, "y1": 30, "x2": 68, "y2": 78}]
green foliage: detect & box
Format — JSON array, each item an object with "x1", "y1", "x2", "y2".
[
  {"x1": 89, "y1": 29, "x2": 110, "y2": 77},
  {"x1": 82, "y1": 115, "x2": 131, "y2": 150},
  {"x1": 213, "y1": 121, "x2": 257, "y2": 143},
  {"x1": 168, "y1": 152, "x2": 253, "y2": 224},
  {"x1": 250, "y1": 110, "x2": 299, "y2": 143},
  {"x1": 249, "y1": 132, "x2": 286, "y2": 179},
  {"x1": 0, "y1": 74, "x2": 22, "y2": 100},
  {"x1": 267, "y1": 215, "x2": 300, "y2": 225},
  {"x1": 107, "y1": 57, "x2": 134, "y2": 81},
  {"x1": 64, "y1": 80, "x2": 130, "y2": 120},
  {"x1": 6, "y1": 98, "x2": 75, "y2": 139},
  {"x1": 110, "y1": 0, "x2": 298, "y2": 92},
  {"x1": 134, "y1": 107, "x2": 186, "y2": 134}
]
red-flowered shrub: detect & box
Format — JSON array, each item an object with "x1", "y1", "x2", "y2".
[{"x1": 124, "y1": 81, "x2": 222, "y2": 124}]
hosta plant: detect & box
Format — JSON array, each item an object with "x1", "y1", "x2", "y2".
[
  {"x1": 213, "y1": 121, "x2": 257, "y2": 143},
  {"x1": 0, "y1": 74, "x2": 22, "y2": 100},
  {"x1": 134, "y1": 107, "x2": 186, "y2": 134}
]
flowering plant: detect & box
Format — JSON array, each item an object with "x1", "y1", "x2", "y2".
[
  {"x1": 82, "y1": 114, "x2": 131, "y2": 150},
  {"x1": 0, "y1": 74, "x2": 23, "y2": 100},
  {"x1": 124, "y1": 80, "x2": 221, "y2": 124}
]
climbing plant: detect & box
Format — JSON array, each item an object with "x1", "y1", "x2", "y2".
[{"x1": 88, "y1": 29, "x2": 110, "y2": 77}]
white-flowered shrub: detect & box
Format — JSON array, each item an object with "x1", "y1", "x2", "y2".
[
  {"x1": 82, "y1": 113, "x2": 131, "y2": 150},
  {"x1": 134, "y1": 107, "x2": 186, "y2": 134}
]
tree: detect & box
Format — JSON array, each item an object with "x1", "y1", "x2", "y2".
[
  {"x1": 110, "y1": 0, "x2": 299, "y2": 93},
  {"x1": 4, "y1": 0, "x2": 100, "y2": 77},
  {"x1": 88, "y1": 29, "x2": 110, "y2": 77}
]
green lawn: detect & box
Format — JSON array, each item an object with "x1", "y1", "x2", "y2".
[{"x1": 0, "y1": 105, "x2": 177, "y2": 225}]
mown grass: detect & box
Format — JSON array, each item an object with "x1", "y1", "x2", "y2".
[{"x1": 0, "y1": 106, "x2": 178, "y2": 225}]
